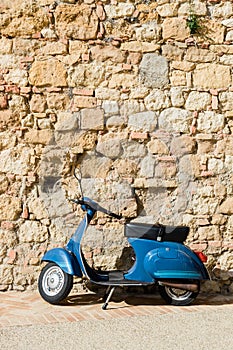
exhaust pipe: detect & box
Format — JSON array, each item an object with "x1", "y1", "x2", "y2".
[{"x1": 159, "y1": 280, "x2": 199, "y2": 293}]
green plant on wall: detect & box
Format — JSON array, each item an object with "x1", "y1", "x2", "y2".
[
  {"x1": 187, "y1": 12, "x2": 201, "y2": 34},
  {"x1": 186, "y1": 0, "x2": 202, "y2": 35}
]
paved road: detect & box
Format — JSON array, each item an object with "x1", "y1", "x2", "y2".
[
  {"x1": 0, "y1": 307, "x2": 232, "y2": 350},
  {"x1": 1, "y1": 291, "x2": 233, "y2": 350}
]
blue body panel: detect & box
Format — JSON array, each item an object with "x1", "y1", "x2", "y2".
[
  {"x1": 124, "y1": 238, "x2": 209, "y2": 282},
  {"x1": 42, "y1": 248, "x2": 82, "y2": 277}
]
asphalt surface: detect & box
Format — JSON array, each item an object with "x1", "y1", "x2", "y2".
[{"x1": 0, "y1": 306, "x2": 232, "y2": 350}]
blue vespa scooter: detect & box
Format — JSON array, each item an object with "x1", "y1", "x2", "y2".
[{"x1": 38, "y1": 172, "x2": 210, "y2": 309}]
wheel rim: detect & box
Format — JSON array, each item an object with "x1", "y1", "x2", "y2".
[
  {"x1": 165, "y1": 286, "x2": 193, "y2": 302},
  {"x1": 42, "y1": 266, "x2": 65, "y2": 296}
]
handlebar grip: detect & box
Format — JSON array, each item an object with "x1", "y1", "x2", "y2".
[
  {"x1": 107, "y1": 212, "x2": 122, "y2": 220},
  {"x1": 69, "y1": 199, "x2": 84, "y2": 205},
  {"x1": 69, "y1": 198, "x2": 122, "y2": 220}
]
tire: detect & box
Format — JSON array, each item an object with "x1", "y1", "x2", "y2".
[
  {"x1": 38, "y1": 262, "x2": 73, "y2": 304},
  {"x1": 158, "y1": 284, "x2": 199, "y2": 306}
]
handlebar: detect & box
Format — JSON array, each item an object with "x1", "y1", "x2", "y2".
[{"x1": 69, "y1": 198, "x2": 122, "y2": 220}]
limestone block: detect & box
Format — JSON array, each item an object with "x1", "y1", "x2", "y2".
[
  {"x1": 121, "y1": 41, "x2": 160, "y2": 53},
  {"x1": 185, "y1": 91, "x2": 211, "y2": 111},
  {"x1": 55, "y1": 112, "x2": 79, "y2": 131},
  {"x1": 0, "y1": 131, "x2": 16, "y2": 150},
  {"x1": 171, "y1": 61, "x2": 195, "y2": 72},
  {"x1": 0, "y1": 147, "x2": 31, "y2": 175},
  {"x1": 130, "y1": 87, "x2": 149, "y2": 99},
  {"x1": 144, "y1": 89, "x2": 170, "y2": 111},
  {"x1": 90, "y1": 45, "x2": 126, "y2": 63},
  {"x1": 106, "y1": 116, "x2": 125, "y2": 130},
  {"x1": 170, "y1": 71, "x2": 186, "y2": 86},
  {"x1": 0, "y1": 175, "x2": 8, "y2": 195},
  {"x1": 71, "y1": 131, "x2": 97, "y2": 154},
  {"x1": 139, "y1": 155, "x2": 156, "y2": 178},
  {"x1": 154, "y1": 159, "x2": 177, "y2": 179},
  {"x1": 0, "y1": 37, "x2": 12, "y2": 54},
  {"x1": 18, "y1": 220, "x2": 48, "y2": 243},
  {"x1": 128, "y1": 111, "x2": 157, "y2": 133},
  {"x1": 162, "y1": 17, "x2": 190, "y2": 41},
  {"x1": 4, "y1": 68, "x2": 28, "y2": 87},
  {"x1": 212, "y1": 2, "x2": 233, "y2": 18},
  {"x1": 96, "y1": 136, "x2": 122, "y2": 160},
  {"x1": 179, "y1": 154, "x2": 201, "y2": 180},
  {"x1": 170, "y1": 87, "x2": 185, "y2": 107},
  {"x1": 139, "y1": 53, "x2": 169, "y2": 88},
  {"x1": 73, "y1": 96, "x2": 97, "y2": 109},
  {"x1": 55, "y1": 4, "x2": 99, "y2": 40},
  {"x1": 186, "y1": 47, "x2": 216, "y2": 63},
  {"x1": 0, "y1": 6, "x2": 49, "y2": 37},
  {"x1": 68, "y1": 63, "x2": 105, "y2": 88},
  {"x1": 109, "y1": 73, "x2": 138, "y2": 89},
  {"x1": 104, "y1": 3, "x2": 135, "y2": 19},
  {"x1": 24, "y1": 129, "x2": 54, "y2": 145},
  {"x1": 122, "y1": 141, "x2": 147, "y2": 159},
  {"x1": 29, "y1": 59, "x2": 67, "y2": 87},
  {"x1": 162, "y1": 44, "x2": 184, "y2": 61},
  {"x1": 170, "y1": 135, "x2": 196, "y2": 156},
  {"x1": 147, "y1": 139, "x2": 169, "y2": 155},
  {"x1": 46, "y1": 93, "x2": 71, "y2": 110},
  {"x1": 219, "y1": 54, "x2": 233, "y2": 65},
  {"x1": 226, "y1": 30, "x2": 233, "y2": 41},
  {"x1": 135, "y1": 21, "x2": 161, "y2": 42},
  {"x1": 222, "y1": 19, "x2": 233, "y2": 27},
  {"x1": 102, "y1": 101, "x2": 119, "y2": 116},
  {"x1": 38, "y1": 118, "x2": 51, "y2": 130},
  {"x1": 219, "y1": 92, "x2": 233, "y2": 111},
  {"x1": 208, "y1": 158, "x2": 224, "y2": 174},
  {"x1": 28, "y1": 198, "x2": 48, "y2": 220},
  {"x1": 204, "y1": 20, "x2": 225, "y2": 44},
  {"x1": 193, "y1": 64, "x2": 231, "y2": 89},
  {"x1": 215, "y1": 137, "x2": 233, "y2": 156},
  {"x1": 197, "y1": 111, "x2": 225, "y2": 133},
  {"x1": 39, "y1": 146, "x2": 66, "y2": 177},
  {"x1": 198, "y1": 226, "x2": 221, "y2": 241},
  {"x1": 113, "y1": 159, "x2": 138, "y2": 177},
  {"x1": 157, "y1": 3, "x2": 178, "y2": 17},
  {"x1": 120, "y1": 100, "x2": 141, "y2": 117},
  {"x1": 55, "y1": 130, "x2": 77, "y2": 149},
  {"x1": 80, "y1": 154, "x2": 112, "y2": 178},
  {"x1": 81, "y1": 108, "x2": 104, "y2": 130},
  {"x1": 9, "y1": 95, "x2": 28, "y2": 115},
  {"x1": 0, "y1": 265, "x2": 13, "y2": 286},
  {"x1": 95, "y1": 88, "x2": 120, "y2": 100},
  {"x1": 218, "y1": 198, "x2": 233, "y2": 214},
  {"x1": 120, "y1": 198, "x2": 137, "y2": 218},
  {"x1": 0, "y1": 195, "x2": 21, "y2": 221},
  {"x1": 178, "y1": 1, "x2": 207, "y2": 16},
  {"x1": 39, "y1": 42, "x2": 67, "y2": 56},
  {"x1": 159, "y1": 108, "x2": 191, "y2": 133},
  {"x1": 30, "y1": 94, "x2": 47, "y2": 113}
]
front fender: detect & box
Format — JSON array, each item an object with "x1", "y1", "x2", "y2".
[{"x1": 42, "y1": 248, "x2": 82, "y2": 277}]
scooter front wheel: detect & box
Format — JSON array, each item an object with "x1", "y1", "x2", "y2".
[
  {"x1": 38, "y1": 262, "x2": 73, "y2": 304},
  {"x1": 158, "y1": 284, "x2": 199, "y2": 306}
]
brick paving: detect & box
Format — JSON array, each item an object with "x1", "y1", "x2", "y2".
[{"x1": 1, "y1": 291, "x2": 233, "y2": 329}]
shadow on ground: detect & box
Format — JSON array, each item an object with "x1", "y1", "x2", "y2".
[{"x1": 63, "y1": 289, "x2": 233, "y2": 308}]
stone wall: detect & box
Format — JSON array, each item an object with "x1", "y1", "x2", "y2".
[{"x1": 0, "y1": 0, "x2": 233, "y2": 293}]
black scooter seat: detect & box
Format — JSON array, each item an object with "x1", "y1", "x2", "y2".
[{"x1": 125, "y1": 222, "x2": 189, "y2": 243}]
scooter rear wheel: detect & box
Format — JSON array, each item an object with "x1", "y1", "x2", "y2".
[
  {"x1": 38, "y1": 262, "x2": 73, "y2": 304},
  {"x1": 158, "y1": 284, "x2": 199, "y2": 306}
]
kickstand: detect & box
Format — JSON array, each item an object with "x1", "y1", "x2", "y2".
[{"x1": 102, "y1": 287, "x2": 115, "y2": 310}]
